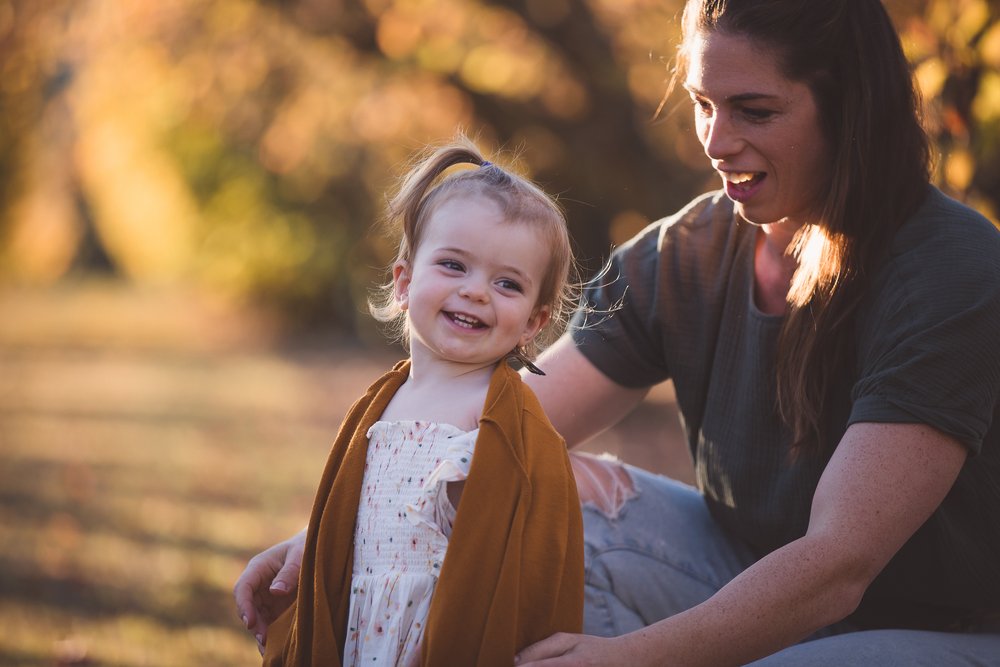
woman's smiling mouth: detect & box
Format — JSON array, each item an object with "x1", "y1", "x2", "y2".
[{"x1": 723, "y1": 170, "x2": 766, "y2": 203}]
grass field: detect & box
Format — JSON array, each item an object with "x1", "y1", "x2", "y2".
[{"x1": 0, "y1": 284, "x2": 689, "y2": 666}]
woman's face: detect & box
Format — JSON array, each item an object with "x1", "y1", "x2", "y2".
[{"x1": 684, "y1": 29, "x2": 831, "y2": 228}]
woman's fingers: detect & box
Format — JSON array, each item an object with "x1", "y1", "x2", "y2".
[
  {"x1": 233, "y1": 563, "x2": 266, "y2": 629},
  {"x1": 269, "y1": 541, "x2": 304, "y2": 594},
  {"x1": 516, "y1": 634, "x2": 634, "y2": 667},
  {"x1": 233, "y1": 537, "x2": 297, "y2": 635},
  {"x1": 515, "y1": 632, "x2": 581, "y2": 665},
  {"x1": 233, "y1": 530, "x2": 309, "y2": 656}
]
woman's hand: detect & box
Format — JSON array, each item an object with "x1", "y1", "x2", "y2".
[
  {"x1": 516, "y1": 633, "x2": 635, "y2": 667},
  {"x1": 233, "y1": 529, "x2": 307, "y2": 654}
]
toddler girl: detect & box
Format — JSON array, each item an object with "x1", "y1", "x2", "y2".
[{"x1": 262, "y1": 136, "x2": 583, "y2": 667}]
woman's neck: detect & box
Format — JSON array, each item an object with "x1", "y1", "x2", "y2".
[{"x1": 753, "y1": 222, "x2": 801, "y2": 316}]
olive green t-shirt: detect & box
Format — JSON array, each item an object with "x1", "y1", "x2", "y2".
[{"x1": 570, "y1": 187, "x2": 1000, "y2": 629}]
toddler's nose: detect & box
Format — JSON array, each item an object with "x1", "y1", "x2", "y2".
[{"x1": 458, "y1": 281, "x2": 489, "y2": 302}]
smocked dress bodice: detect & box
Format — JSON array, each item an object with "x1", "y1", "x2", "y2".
[{"x1": 344, "y1": 420, "x2": 477, "y2": 666}]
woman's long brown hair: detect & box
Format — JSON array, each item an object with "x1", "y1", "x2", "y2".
[{"x1": 679, "y1": 0, "x2": 931, "y2": 453}]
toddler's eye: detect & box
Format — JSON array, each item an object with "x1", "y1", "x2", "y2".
[
  {"x1": 497, "y1": 278, "x2": 523, "y2": 293},
  {"x1": 438, "y1": 259, "x2": 464, "y2": 271}
]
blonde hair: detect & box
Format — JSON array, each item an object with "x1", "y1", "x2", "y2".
[{"x1": 369, "y1": 135, "x2": 578, "y2": 361}]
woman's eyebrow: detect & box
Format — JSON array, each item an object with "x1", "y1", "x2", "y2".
[
  {"x1": 682, "y1": 83, "x2": 781, "y2": 103},
  {"x1": 726, "y1": 92, "x2": 781, "y2": 103}
]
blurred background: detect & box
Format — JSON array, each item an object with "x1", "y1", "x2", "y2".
[{"x1": 0, "y1": 0, "x2": 997, "y2": 664}]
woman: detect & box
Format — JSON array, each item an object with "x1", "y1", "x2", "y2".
[{"x1": 236, "y1": 0, "x2": 1000, "y2": 664}]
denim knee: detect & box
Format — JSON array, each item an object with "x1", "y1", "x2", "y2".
[{"x1": 581, "y1": 464, "x2": 756, "y2": 636}]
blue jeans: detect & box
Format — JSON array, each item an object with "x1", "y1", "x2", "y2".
[{"x1": 582, "y1": 464, "x2": 1000, "y2": 665}]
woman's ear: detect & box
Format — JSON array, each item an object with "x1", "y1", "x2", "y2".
[
  {"x1": 392, "y1": 260, "x2": 411, "y2": 311},
  {"x1": 519, "y1": 305, "x2": 551, "y2": 347}
]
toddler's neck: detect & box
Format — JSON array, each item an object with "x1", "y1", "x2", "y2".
[{"x1": 378, "y1": 359, "x2": 498, "y2": 431}]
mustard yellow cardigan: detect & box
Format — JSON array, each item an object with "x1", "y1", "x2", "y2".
[{"x1": 263, "y1": 360, "x2": 583, "y2": 666}]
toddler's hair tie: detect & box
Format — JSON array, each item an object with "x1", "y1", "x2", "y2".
[{"x1": 480, "y1": 160, "x2": 493, "y2": 169}]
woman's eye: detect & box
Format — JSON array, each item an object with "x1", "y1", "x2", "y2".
[
  {"x1": 692, "y1": 98, "x2": 713, "y2": 115},
  {"x1": 741, "y1": 107, "x2": 776, "y2": 121}
]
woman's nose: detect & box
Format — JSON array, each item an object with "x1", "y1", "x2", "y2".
[{"x1": 702, "y1": 114, "x2": 742, "y2": 160}]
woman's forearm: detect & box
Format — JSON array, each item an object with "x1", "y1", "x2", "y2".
[{"x1": 622, "y1": 422, "x2": 968, "y2": 667}]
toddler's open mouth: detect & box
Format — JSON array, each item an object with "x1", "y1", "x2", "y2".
[{"x1": 447, "y1": 312, "x2": 486, "y2": 329}]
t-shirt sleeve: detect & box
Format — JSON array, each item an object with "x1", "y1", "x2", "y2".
[
  {"x1": 568, "y1": 222, "x2": 671, "y2": 388},
  {"x1": 849, "y1": 215, "x2": 1000, "y2": 455}
]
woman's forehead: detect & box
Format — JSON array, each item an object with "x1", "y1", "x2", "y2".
[{"x1": 684, "y1": 30, "x2": 796, "y2": 99}]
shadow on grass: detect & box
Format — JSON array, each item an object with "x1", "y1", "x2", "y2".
[
  {"x1": 0, "y1": 648, "x2": 51, "y2": 667},
  {"x1": 0, "y1": 488, "x2": 258, "y2": 565},
  {"x1": 0, "y1": 646, "x2": 143, "y2": 667},
  {"x1": 0, "y1": 404, "x2": 337, "y2": 436},
  {"x1": 0, "y1": 555, "x2": 236, "y2": 630}
]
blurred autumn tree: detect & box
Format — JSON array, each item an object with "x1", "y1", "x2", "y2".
[{"x1": 0, "y1": 0, "x2": 997, "y2": 337}]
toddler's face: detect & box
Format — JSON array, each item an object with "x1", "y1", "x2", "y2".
[{"x1": 393, "y1": 194, "x2": 550, "y2": 371}]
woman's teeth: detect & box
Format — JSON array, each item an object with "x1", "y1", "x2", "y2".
[
  {"x1": 726, "y1": 172, "x2": 759, "y2": 184},
  {"x1": 722, "y1": 171, "x2": 765, "y2": 203}
]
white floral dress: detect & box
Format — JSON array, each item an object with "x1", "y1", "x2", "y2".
[{"x1": 343, "y1": 420, "x2": 477, "y2": 666}]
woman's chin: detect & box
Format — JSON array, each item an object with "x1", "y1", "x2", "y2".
[{"x1": 733, "y1": 202, "x2": 766, "y2": 226}]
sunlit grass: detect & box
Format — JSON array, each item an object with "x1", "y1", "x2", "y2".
[
  {"x1": 0, "y1": 407, "x2": 327, "y2": 666},
  {"x1": 0, "y1": 286, "x2": 404, "y2": 665},
  {"x1": 0, "y1": 601, "x2": 253, "y2": 666}
]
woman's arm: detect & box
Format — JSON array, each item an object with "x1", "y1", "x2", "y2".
[
  {"x1": 516, "y1": 421, "x2": 968, "y2": 666},
  {"x1": 524, "y1": 334, "x2": 650, "y2": 448}
]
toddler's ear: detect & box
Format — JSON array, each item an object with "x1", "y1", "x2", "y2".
[
  {"x1": 520, "y1": 305, "x2": 551, "y2": 347},
  {"x1": 392, "y1": 261, "x2": 411, "y2": 311}
]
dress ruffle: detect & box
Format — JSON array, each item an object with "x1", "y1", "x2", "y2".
[{"x1": 404, "y1": 426, "x2": 477, "y2": 538}]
